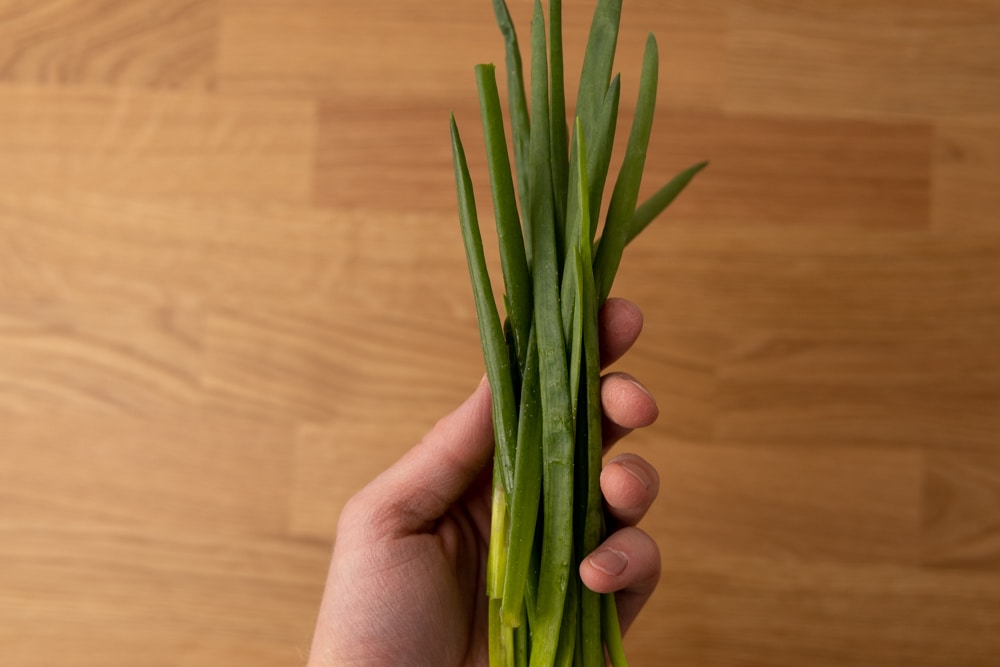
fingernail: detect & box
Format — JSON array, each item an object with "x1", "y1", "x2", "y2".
[
  {"x1": 625, "y1": 376, "x2": 659, "y2": 421},
  {"x1": 589, "y1": 548, "x2": 628, "y2": 576},
  {"x1": 619, "y1": 459, "x2": 651, "y2": 490},
  {"x1": 625, "y1": 376, "x2": 655, "y2": 402}
]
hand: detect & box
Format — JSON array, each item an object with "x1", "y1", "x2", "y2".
[{"x1": 308, "y1": 298, "x2": 661, "y2": 667}]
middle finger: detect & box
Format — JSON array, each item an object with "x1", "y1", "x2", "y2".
[
  {"x1": 600, "y1": 371, "x2": 659, "y2": 450},
  {"x1": 601, "y1": 453, "x2": 660, "y2": 527}
]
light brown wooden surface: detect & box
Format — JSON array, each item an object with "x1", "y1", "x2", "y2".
[{"x1": 1, "y1": 1, "x2": 998, "y2": 665}]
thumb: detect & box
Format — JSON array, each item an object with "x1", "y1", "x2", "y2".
[{"x1": 357, "y1": 376, "x2": 495, "y2": 536}]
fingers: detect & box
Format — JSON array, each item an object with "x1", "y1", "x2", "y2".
[
  {"x1": 353, "y1": 376, "x2": 495, "y2": 537},
  {"x1": 599, "y1": 298, "x2": 644, "y2": 368},
  {"x1": 600, "y1": 372, "x2": 658, "y2": 450},
  {"x1": 592, "y1": 305, "x2": 662, "y2": 629},
  {"x1": 351, "y1": 297, "x2": 651, "y2": 540},
  {"x1": 579, "y1": 526, "x2": 661, "y2": 634},
  {"x1": 601, "y1": 453, "x2": 660, "y2": 527},
  {"x1": 597, "y1": 299, "x2": 656, "y2": 450}
]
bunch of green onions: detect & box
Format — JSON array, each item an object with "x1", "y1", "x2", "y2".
[{"x1": 450, "y1": 0, "x2": 705, "y2": 664}]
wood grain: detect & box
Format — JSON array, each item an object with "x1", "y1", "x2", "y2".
[
  {"x1": 924, "y1": 450, "x2": 1000, "y2": 568},
  {"x1": 0, "y1": 0, "x2": 216, "y2": 89},
  {"x1": 726, "y1": 0, "x2": 1000, "y2": 120},
  {"x1": 653, "y1": 440, "x2": 924, "y2": 564},
  {"x1": 0, "y1": 87, "x2": 315, "y2": 200},
  {"x1": 1, "y1": 1, "x2": 998, "y2": 665},
  {"x1": 649, "y1": 555, "x2": 1000, "y2": 666},
  {"x1": 933, "y1": 119, "x2": 1000, "y2": 231}
]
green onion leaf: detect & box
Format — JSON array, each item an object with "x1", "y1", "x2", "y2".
[
  {"x1": 476, "y1": 64, "x2": 533, "y2": 372},
  {"x1": 459, "y1": 3, "x2": 705, "y2": 664},
  {"x1": 450, "y1": 114, "x2": 518, "y2": 494},
  {"x1": 628, "y1": 160, "x2": 709, "y2": 244},
  {"x1": 575, "y1": 0, "x2": 622, "y2": 154},
  {"x1": 490, "y1": 0, "x2": 532, "y2": 221},
  {"x1": 587, "y1": 74, "x2": 620, "y2": 242},
  {"x1": 524, "y1": 2, "x2": 576, "y2": 664},
  {"x1": 593, "y1": 33, "x2": 659, "y2": 305},
  {"x1": 500, "y1": 324, "x2": 541, "y2": 627}
]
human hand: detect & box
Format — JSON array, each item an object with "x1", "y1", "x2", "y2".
[{"x1": 308, "y1": 298, "x2": 661, "y2": 667}]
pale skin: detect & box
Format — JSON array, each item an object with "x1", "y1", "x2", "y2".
[{"x1": 309, "y1": 298, "x2": 662, "y2": 667}]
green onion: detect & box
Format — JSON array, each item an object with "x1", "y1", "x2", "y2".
[
  {"x1": 593, "y1": 32, "x2": 659, "y2": 306},
  {"x1": 451, "y1": 1, "x2": 706, "y2": 664}
]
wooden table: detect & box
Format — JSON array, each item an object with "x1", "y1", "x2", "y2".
[{"x1": 1, "y1": 1, "x2": 998, "y2": 665}]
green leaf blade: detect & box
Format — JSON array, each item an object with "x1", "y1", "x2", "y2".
[
  {"x1": 593, "y1": 33, "x2": 659, "y2": 305},
  {"x1": 524, "y1": 3, "x2": 576, "y2": 663},
  {"x1": 575, "y1": 0, "x2": 622, "y2": 150},
  {"x1": 627, "y1": 160, "x2": 709, "y2": 244},
  {"x1": 548, "y1": 0, "x2": 569, "y2": 242},
  {"x1": 586, "y1": 74, "x2": 620, "y2": 243},
  {"x1": 476, "y1": 64, "x2": 533, "y2": 372},
  {"x1": 491, "y1": 0, "x2": 532, "y2": 220},
  {"x1": 450, "y1": 114, "x2": 518, "y2": 495}
]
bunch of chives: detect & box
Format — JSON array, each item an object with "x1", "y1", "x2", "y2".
[{"x1": 450, "y1": 1, "x2": 706, "y2": 664}]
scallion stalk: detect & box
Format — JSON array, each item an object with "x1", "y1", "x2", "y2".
[{"x1": 451, "y1": 1, "x2": 706, "y2": 664}]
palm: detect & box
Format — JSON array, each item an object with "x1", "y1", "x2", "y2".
[
  {"x1": 314, "y1": 468, "x2": 494, "y2": 667},
  {"x1": 377, "y1": 472, "x2": 494, "y2": 666},
  {"x1": 309, "y1": 299, "x2": 660, "y2": 667}
]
